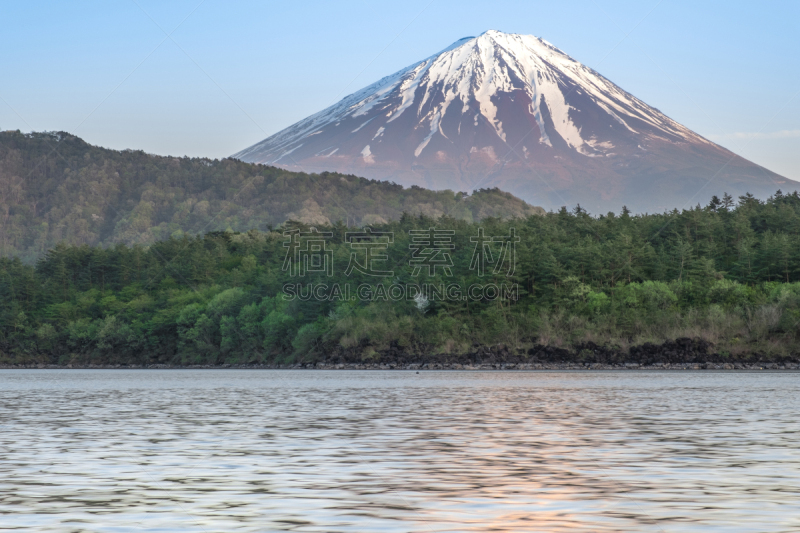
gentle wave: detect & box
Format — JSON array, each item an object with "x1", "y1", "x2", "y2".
[{"x1": 1, "y1": 370, "x2": 798, "y2": 532}]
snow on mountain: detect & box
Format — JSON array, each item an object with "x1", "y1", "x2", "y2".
[{"x1": 234, "y1": 30, "x2": 793, "y2": 213}]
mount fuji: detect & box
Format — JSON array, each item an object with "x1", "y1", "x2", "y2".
[{"x1": 233, "y1": 30, "x2": 794, "y2": 213}]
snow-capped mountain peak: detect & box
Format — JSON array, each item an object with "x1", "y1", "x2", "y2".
[{"x1": 233, "y1": 30, "x2": 790, "y2": 213}]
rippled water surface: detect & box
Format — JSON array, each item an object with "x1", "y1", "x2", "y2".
[{"x1": 1, "y1": 370, "x2": 798, "y2": 532}]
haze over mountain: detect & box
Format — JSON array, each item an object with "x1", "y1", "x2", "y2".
[{"x1": 234, "y1": 30, "x2": 795, "y2": 213}]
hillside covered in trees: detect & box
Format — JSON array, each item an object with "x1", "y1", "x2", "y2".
[
  {"x1": 0, "y1": 130, "x2": 543, "y2": 262},
  {"x1": 2, "y1": 190, "x2": 800, "y2": 367}
]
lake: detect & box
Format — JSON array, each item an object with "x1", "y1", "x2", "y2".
[{"x1": 0, "y1": 370, "x2": 798, "y2": 532}]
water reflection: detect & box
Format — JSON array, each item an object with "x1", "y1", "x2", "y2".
[{"x1": 0, "y1": 370, "x2": 798, "y2": 531}]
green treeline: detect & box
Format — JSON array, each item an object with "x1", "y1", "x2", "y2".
[
  {"x1": 0, "y1": 130, "x2": 541, "y2": 261},
  {"x1": 3, "y1": 190, "x2": 800, "y2": 365}
]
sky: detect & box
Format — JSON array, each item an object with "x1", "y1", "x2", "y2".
[{"x1": 2, "y1": 0, "x2": 799, "y2": 180}]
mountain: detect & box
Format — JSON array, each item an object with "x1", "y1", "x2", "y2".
[
  {"x1": 234, "y1": 30, "x2": 795, "y2": 213},
  {"x1": 0, "y1": 130, "x2": 543, "y2": 261}
]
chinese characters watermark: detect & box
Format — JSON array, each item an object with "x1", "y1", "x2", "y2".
[{"x1": 281, "y1": 226, "x2": 520, "y2": 302}]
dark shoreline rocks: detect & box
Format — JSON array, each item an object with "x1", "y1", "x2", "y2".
[
  {"x1": 2, "y1": 338, "x2": 799, "y2": 370},
  {"x1": 1, "y1": 363, "x2": 797, "y2": 370}
]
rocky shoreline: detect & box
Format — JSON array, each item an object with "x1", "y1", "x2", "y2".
[
  {"x1": 4, "y1": 362, "x2": 797, "y2": 370},
  {"x1": 2, "y1": 338, "x2": 799, "y2": 371}
]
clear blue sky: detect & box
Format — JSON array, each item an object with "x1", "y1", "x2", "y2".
[{"x1": 2, "y1": 0, "x2": 799, "y2": 180}]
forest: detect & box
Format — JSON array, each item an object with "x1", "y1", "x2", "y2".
[
  {"x1": 2, "y1": 189, "x2": 800, "y2": 366},
  {"x1": 0, "y1": 130, "x2": 541, "y2": 262}
]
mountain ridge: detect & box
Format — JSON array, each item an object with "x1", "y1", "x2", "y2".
[
  {"x1": 0, "y1": 130, "x2": 542, "y2": 262},
  {"x1": 234, "y1": 30, "x2": 794, "y2": 213}
]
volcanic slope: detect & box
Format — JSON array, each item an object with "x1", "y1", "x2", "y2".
[{"x1": 234, "y1": 30, "x2": 794, "y2": 213}]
